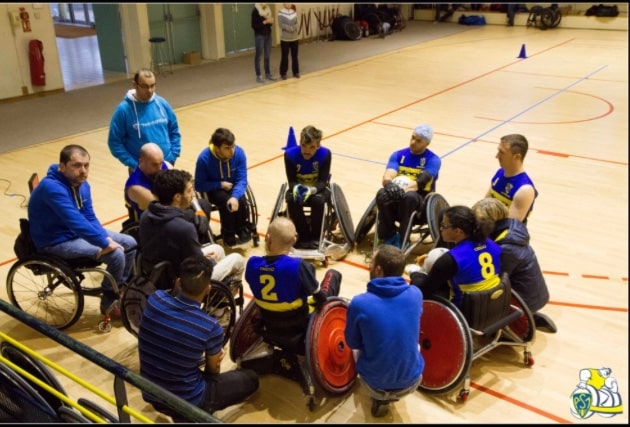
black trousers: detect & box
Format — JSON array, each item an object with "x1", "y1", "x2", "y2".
[
  {"x1": 279, "y1": 40, "x2": 299, "y2": 77},
  {"x1": 285, "y1": 188, "x2": 330, "y2": 242},
  {"x1": 376, "y1": 191, "x2": 423, "y2": 241}
]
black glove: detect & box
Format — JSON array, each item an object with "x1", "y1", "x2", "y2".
[
  {"x1": 376, "y1": 182, "x2": 405, "y2": 206},
  {"x1": 415, "y1": 171, "x2": 433, "y2": 193}
]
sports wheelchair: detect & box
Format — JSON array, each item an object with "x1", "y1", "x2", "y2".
[
  {"x1": 197, "y1": 184, "x2": 260, "y2": 248},
  {"x1": 527, "y1": 5, "x2": 562, "y2": 30},
  {"x1": 5, "y1": 218, "x2": 129, "y2": 333},
  {"x1": 417, "y1": 273, "x2": 536, "y2": 401},
  {"x1": 354, "y1": 191, "x2": 450, "y2": 261},
  {"x1": 120, "y1": 257, "x2": 241, "y2": 346},
  {"x1": 270, "y1": 182, "x2": 355, "y2": 267},
  {"x1": 229, "y1": 297, "x2": 357, "y2": 411}
]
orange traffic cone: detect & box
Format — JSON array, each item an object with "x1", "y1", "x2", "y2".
[
  {"x1": 517, "y1": 43, "x2": 527, "y2": 59},
  {"x1": 282, "y1": 126, "x2": 298, "y2": 150}
]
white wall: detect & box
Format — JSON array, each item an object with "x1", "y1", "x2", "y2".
[{"x1": 1, "y1": 3, "x2": 63, "y2": 100}]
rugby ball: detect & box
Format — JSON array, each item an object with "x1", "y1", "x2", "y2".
[{"x1": 392, "y1": 175, "x2": 411, "y2": 190}]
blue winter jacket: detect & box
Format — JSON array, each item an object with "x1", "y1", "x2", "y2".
[
  {"x1": 27, "y1": 164, "x2": 109, "y2": 251},
  {"x1": 345, "y1": 276, "x2": 424, "y2": 390}
]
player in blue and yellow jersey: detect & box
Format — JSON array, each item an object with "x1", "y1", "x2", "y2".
[
  {"x1": 487, "y1": 134, "x2": 538, "y2": 224},
  {"x1": 375, "y1": 124, "x2": 442, "y2": 248},
  {"x1": 245, "y1": 217, "x2": 341, "y2": 353},
  {"x1": 284, "y1": 125, "x2": 332, "y2": 249},
  {"x1": 408, "y1": 205, "x2": 501, "y2": 308}
]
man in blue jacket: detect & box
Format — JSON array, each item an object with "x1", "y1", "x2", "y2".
[
  {"x1": 345, "y1": 244, "x2": 424, "y2": 418},
  {"x1": 28, "y1": 144, "x2": 137, "y2": 317},
  {"x1": 108, "y1": 68, "x2": 181, "y2": 171},
  {"x1": 194, "y1": 127, "x2": 250, "y2": 248}
]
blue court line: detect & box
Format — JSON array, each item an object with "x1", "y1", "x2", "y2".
[{"x1": 334, "y1": 64, "x2": 609, "y2": 165}]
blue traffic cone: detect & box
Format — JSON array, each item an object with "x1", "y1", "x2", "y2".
[
  {"x1": 517, "y1": 43, "x2": 527, "y2": 59},
  {"x1": 282, "y1": 126, "x2": 298, "y2": 150}
]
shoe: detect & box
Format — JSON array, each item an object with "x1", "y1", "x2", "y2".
[
  {"x1": 294, "y1": 240, "x2": 310, "y2": 249},
  {"x1": 533, "y1": 312, "x2": 557, "y2": 333},
  {"x1": 223, "y1": 234, "x2": 237, "y2": 247},
  {"x1": 382, "y1": 233, "x2": 401, "y2": 249},
  {"x1": 265, "y1": 74, "x2": 277, "y2": 81},
  {"x1": 256, "y1": 76, "x2": 264, "y2": 83},
  {"x1": 100, "y1": 294, "x2": 121, "y2": 320},
  {"x1": 405, "y1": 264, "x2": 423, "y2": 275},
  {"x1": 294, "y1": 74, "x2": 300, "y2": 79},
  {"x1": 280, "y1": 74, "x2": 287, "y2": 80},
  {"x1": 237, "y1": 229, "x2": 252, "y2": 245},
  {"x1": 370, "y1": 398, "x2": 389, "y2": 418}
]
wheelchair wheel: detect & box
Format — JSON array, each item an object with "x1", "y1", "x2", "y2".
[
  {"x1": 330, "y1": 183, "x2": 355, "y2": 245},
  {"x1": 306, "y1": 297, "x2": 356, "y2": 395},
  {"x1": 506, "y1": 290, "x2": 536, "y2": 343},
  {"x1": 245, "y1": 185, "x2": 260, "y2": 247},
  {"x1": 270, "y1": 183, "x2": 288, "y2": 222},
  {"x1": 424, "y1": 193, "x2": 449, "y2": 243},
  {"x1": 540, "y1": 7, "x2": 561, "y2": 29},
  {"x1": 1, "y1": 341, "x2": 67, "y2": 411},
  {"x1": 203, "y1": 280, "x2": 237, "y2": 346},
  {"x1": 418, "y1": 297, "x2": 472, "y2": 395},
  {"x1": 229, "y1": 300, "x2": 263, "y2": 363},
  {"x1": 354, "y1": 198, "x2": 377, "y2": 246},
  {"x1": 6, "y1": 256, "x2": 84, "y2": 330}
]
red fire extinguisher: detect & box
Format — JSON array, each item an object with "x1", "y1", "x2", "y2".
[{"x1": 29, "y1": 39, "x2": 46, "y2": 86}]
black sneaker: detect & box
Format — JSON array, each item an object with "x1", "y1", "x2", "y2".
[
  {"x1": 223, "y1": 234, "x2": 237, "y2": 247},
  {"x1": 237, "y1": 229, "x2": 251, "y2": 244},
  {"x1": 370, "y1": 398, "x2": 389, "y2": 418},
  {"x1": 294, "y1": 239, "x2": 311, "y2": 249},
  {"x1": 533, "y1": 312, "x2": 557, "y2": 333}
]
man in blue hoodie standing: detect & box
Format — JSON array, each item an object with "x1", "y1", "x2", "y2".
[
  {"x1": 108, "y1": 68, "x2": 181, "y2": 171},
  {"x1": 345, "y1": 244, "x2": 424, "y2": 418},
  {"x1": 28, "y1": 145, "x2": 137, "y2": 317}
]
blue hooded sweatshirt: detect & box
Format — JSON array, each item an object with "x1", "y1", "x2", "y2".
[
  {"x1": 345, "y1": 276, "x2": 424, "y2": 390},
  {"x1": 194, "y1": 144, "x2": 248, "y2": 200},
  {"x1": 108, "y1": 89, "x2": 181, "y2": 169},
  {"x1": 27, "y1": 164, "x2": 109, "y2": 251}
]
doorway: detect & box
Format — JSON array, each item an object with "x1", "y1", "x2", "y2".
[{"x1": 50, "y1": 3, "x2": 127, "y2": 91}]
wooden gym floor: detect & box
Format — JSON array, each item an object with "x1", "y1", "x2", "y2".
[{"x1": 0, "y1": 24, "x2": 627, "y2": 423}]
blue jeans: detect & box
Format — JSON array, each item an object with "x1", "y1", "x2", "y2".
[
  {"x1": 362, "y1": 375, "x2": 423, "y2": 402},
  {"x1": 254, "y1": 34, "x2": 272, "y2": 77},
  {"x1": 40, "y1": 230, "x2": 137, "y2": 292}
]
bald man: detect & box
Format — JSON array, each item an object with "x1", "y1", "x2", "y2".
[
  {"x1": 125, "y1": 142, "x2": 172, "y2": 221},
  {"x1": 244, "y1": 216, "x2": 341, "y2": 353}
]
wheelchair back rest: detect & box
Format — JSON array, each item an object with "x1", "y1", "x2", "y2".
[
  {"x1": 28, "y1": 173, "x2": 39, "y2": 194},
  {"x1": 122, "y1": 273, "x2": 158, "y2": 336},
  {"x1": 460, "y1": 273, "x2": 513, "y2": 334},
  {"x1": 258, "y1": 304, "x2": 309, "y2": 355},
  {"x1": 140, "y1": 258, "x2": 176, "y2": 291},
  {"x1": 14, "y1": 218, "x2": 37, "y2": 261}
]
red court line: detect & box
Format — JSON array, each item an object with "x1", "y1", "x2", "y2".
[
  {"x1": 548, "y1": 300, "x2": 627, "y2": 313},
  {"x1": 471, "y1": 383, "x2": 572, "y2": 424}
]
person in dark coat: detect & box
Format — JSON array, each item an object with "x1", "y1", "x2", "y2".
[{"x1": 472, "y1": 197, "x2": 557, "y2": 333}]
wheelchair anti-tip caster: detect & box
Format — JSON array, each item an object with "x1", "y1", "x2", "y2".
[{"x1": 98, "y1": 316, "x2": 112, "y2": 333}]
